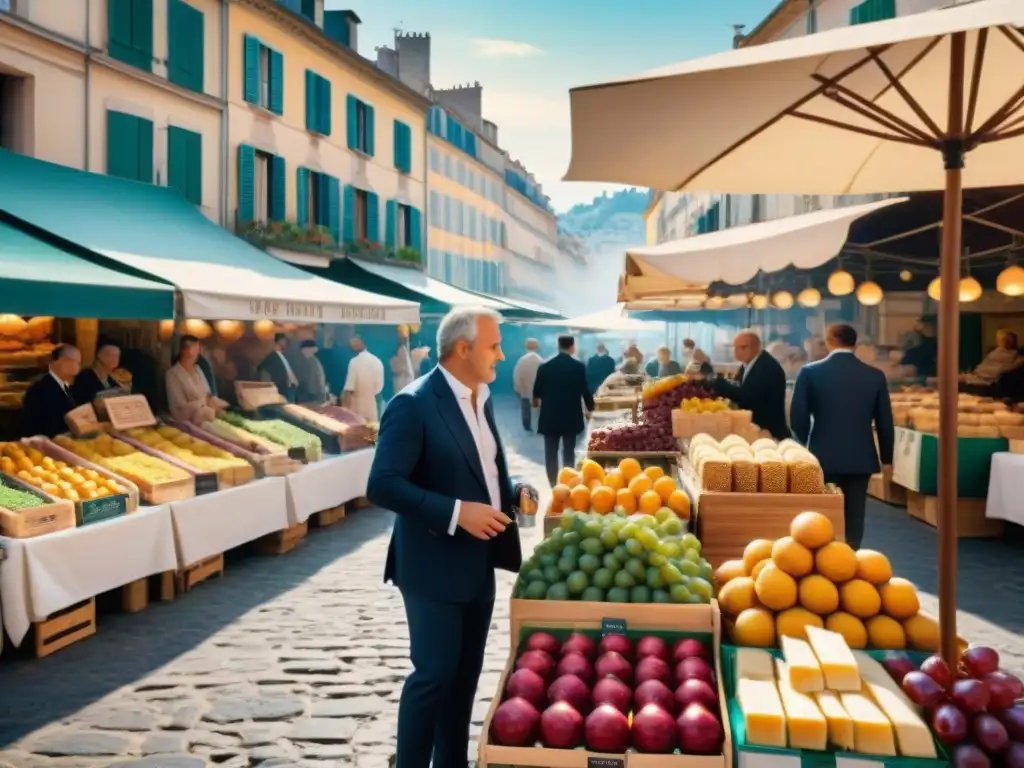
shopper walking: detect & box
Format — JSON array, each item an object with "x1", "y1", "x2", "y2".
[
  {"x1": 342, "y1": 336, "x2": 384, "y2": 421},
  {"x1": 512, "y1": 338, "x2": 543, "y2": 431},
  {"x1": 533, "y1": 335, "x2": 595, "y2": 486},
  {"x1": 790, "y1": 323, "x2": 894, "y2": 549}
]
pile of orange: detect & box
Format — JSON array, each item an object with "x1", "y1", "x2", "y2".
[{"x1": 549, "y1": 457, "x2": 690, "y2": 519}]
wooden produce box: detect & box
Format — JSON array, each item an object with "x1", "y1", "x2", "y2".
[
  {"x1": 235, "y1": 380, "x2": 285, "y2": 410},
  {"x1": 906, "y1": 490, "x2": 1004, "y2": 538},
  {"x1": 594, "y1": 393, "x2": 638, "y2": 413},
  {"x1": 479, "y1": 599, "x2": 730, "y2": 768},
  {"x1": 0, "y1": 472, "x2": 76, "y2": 538},
  {"x1": 29, "y1": 437, "x2": 141, "y2": 512},
  {"x1": 867, "y1": 465, "x2": 907, "y2": 507},
  {"x1": 168, "y1": 419, "x2": 270, "y2": 480},
  {"x1": 678, "y1": 460, "x2": 844, "y2": 570},
  {"x1": 174, "y1": 419, "x2": 302, "y2": 476}
]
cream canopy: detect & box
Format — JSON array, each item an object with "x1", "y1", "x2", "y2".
[{"x1": 540, "y1": 304, "x2": 664, "y2": 333}]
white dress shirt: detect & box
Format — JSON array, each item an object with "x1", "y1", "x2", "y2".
[
  {"x1": 741, "y1": 352, "x2": 762, "y2": 384},
  {"x1": 344, "y1": 350, "x2": 385, "y2": 421},
  {"x1": 438, "y1": 365, "x2": 501, "y2": 536},
  {"x1": 51, "y1": 371, "x2": 73, "y2": 399}
]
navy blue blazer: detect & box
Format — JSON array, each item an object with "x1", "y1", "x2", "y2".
[
  {"x1": 367, "y1": 367, "x2": 522, "y2": 604},
  {"x1": 789, "y1": 351, "x2": 895, "y2": 477}
]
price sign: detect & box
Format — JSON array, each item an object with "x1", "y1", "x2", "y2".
[
  {"x1": 601, "y1": 618, "x2": 627, "y2": 636},
  {"x1": 891, "y1": 427, "x2": 921, "y2": 492}
]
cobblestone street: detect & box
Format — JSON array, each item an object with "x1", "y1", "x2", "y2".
[{"x1": 1, "y1": 394, "x2": 1023, "y2": 767}]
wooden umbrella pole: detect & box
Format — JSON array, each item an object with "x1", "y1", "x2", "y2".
[{"x1": 937, "y1": 31, "x2": 967, "y2": 669}]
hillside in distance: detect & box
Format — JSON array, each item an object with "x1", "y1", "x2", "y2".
[{"x1": 557, "y1": 187, "x2": 648, "y2": 261}]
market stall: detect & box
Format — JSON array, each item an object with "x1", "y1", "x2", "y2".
[{"x1": 285, "y1": 448, "x2": 375, "y2": 525}]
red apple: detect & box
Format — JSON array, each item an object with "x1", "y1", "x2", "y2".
[
  {"x1": 673, "y1": 638, "x2": 711, "y2": 663},
  {"x1": 561, "y1": 632, "x2": 597, "y2": 660},
  {"x1": 636, "y1": 656, "x2": 672, "y2": 687},
  {"x1": 526, "y1": 632, "x2": 561, "y2": 656},
  {"x1": 678, "y1": 702, "x2": 724, "y2": 754},
  {"x1": 505, "y1": 668, "x2": 547, "y2": 709},
  {"x1": 676, "y1": 678, "x2": 719, "y2": 711},
  {"x1": 631, "y1": 704, "x2": 678, "y2": 754},
  {"x1": 516, "y1": 649, "x2": 556, "y2": 681},
  {"x1": 556, "y1": 652, "x2": 595, "y2": 685},
  {"x1": 548, "y1": 674, "x2": 591, "y2": 714},
  {"x1": 592, "y1": 676, "x2": 632, "y2": 714},
  {"x1": 599, "y1": 633, "x2": 634, "y2": 660},
  {"x1": 636, "y1": 635, "x2": 670, "y2": 662},
  {"x1": 635, "y1": 679, "x2": 675, "y2": 713},
  {"x1": 539, "y1": 701, "x2": 584, "y2": 749},
  {"x1": 676, "y1": 656, "x2": 715, "y2": 686},
  {"x1": 585, "y1": 703, "x2": 630, "y2": 753},
  {"x1": 595, "y1": 651, "x2": 633, "y2": 685},
  {"x1": 490, "y1": 696, "x2": 540, "y2": 746}
]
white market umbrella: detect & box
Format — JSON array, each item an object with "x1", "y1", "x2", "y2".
[
  {"x1": 566, "y1": 0, "x2": 1024, "y2": 665},
  {"x1": 541, "y1": 304, "x2": 664, "y2": 333},
  {"x1": 622, "y1": 197, "x2": 906, "y2": 300}
]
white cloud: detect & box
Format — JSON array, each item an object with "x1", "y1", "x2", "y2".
[{"x1": 470, "y1": 38, "x2": 542, "y2": 58}]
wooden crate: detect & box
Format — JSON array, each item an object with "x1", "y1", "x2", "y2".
[
  {"x1": 0, "y1": 473, "x2": 77, "y2": 538},
  {"x1": 34, "y1": 598, "x2": 96, "y2": 658},
  {"x1": 868, "y1": 466, "x2": 907, "y2": 506},
  {"x1": 311, "y1": 504, "x2": 346, "y2": 527},
  {"x1": 258, "y1": 521, "x2": 308, "y2": 555},
  {"x1": 906, "y1": 491, "x2": 1003, "y2": 538},
  {"x1": 351, "y1": 496, "x2": 371, "y2": 509},
  {"x1": 175, "y1": 553, "x2": 224, "y2": 594}
]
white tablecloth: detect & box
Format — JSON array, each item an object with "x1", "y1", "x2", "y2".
[
  {"x1": 986, "y1": 452, "x2": 1024, "y2": 525},
  {"x1": 169, "y1": 477, "x2": 290, "y2": 567},
  {"x1": 0, "y1": 504, "x2": 177, "y2": 647},
  {"x1": 286, "y1": 449, "x2": 375, "y2": 524}
]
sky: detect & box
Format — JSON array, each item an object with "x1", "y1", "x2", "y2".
[{"x1": 330, "y1": 0, "x2": 782, "y2": 213}]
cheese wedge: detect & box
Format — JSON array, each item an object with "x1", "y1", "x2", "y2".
[
  {"x1": 774, "y1": 659, "x2": 827, "y2": 750},
  {"x1": 862, "y1": 681, "x2": 936, "y2": 758},
  {"x1": 805, "y1": 626, "x2": 861, "y2": 691},
  {"x1": 780, "y1": 635, "x2": 824, "y2": 693},
  {"x1": 737, "y1": 677, "x2": 788, "y2": 748},
  {"x1": 839, "y1": 691, "x2": 897, "y2": 756},
  {"x1": 814, "y1": 690, "x2": 855, "y2": 751},
  {"x1": 852, "y1": 652, "x2": 922, "y2": 713},
  {"x1": 735, "y1": 647, "x2": 776, "y2": 681}
]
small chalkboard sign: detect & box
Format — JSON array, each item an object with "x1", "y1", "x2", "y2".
[
  {"x1": 287, "y1": 447, "x2": 307, "y2": 462},
  {"x1": 588, "y1": 757, "x2": 625, "y2": 768},
  {"x1": 194, "y1": 472, "x2": 219, "y2": 495},
  {"x1": 601, "y1": 617, "x2": 627, "y2": 636}
]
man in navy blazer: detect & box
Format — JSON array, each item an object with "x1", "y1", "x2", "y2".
[
  {"x1": 367, "y1": 306, "x2": 523, "y2": 768},
  {"x1": 790, "y1": 324, "x2": 895, "y2": 549}
]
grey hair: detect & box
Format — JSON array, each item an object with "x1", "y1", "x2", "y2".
[
  {"x1": 437, "y1": 306, "x2": 502, "y2": 360},
  {"x1": 736, "y1": 328, "x2": 763, "y2": 347}
]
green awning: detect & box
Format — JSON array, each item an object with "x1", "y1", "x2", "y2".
[
  {"x1": 0, "y1": 151, "x2": 418, "y2": 324},
  {"x1": 313, "y1": 258, "x2": 512, "y2": 317},
  {"x1": 466, "y1": 291, "x2": 563, "y2": 320},
  {"x1": 0, "y1": 219, "x2": 174, "y2": 319}
]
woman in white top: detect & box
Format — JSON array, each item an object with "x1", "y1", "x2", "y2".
[{"x1": 166, "y1": 334, "x2": 225, "y2": 425}]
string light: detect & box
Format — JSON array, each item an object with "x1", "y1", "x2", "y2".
[
  {"x1": 797, "y1": 287, "x2": 821, "y2": 308},
  {"x1": 856, "y1": 281, "x2": 884, "y2": 306},
  {"x1": 772, "y1": 290, "x2": 794, "y2": 310},
  {"x1": 827, "y1": 268, "x2": 855, "y2": 296}
]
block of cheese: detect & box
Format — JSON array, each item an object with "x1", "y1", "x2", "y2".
[
  {"x1": 814, "y1": 690, "x2": 855, "y2": 751},
  {"x1": 862, "y1": 681, "x2": 937, "y2": 758},
  {"x1": 853, "y1": 652, "x2": 921, "y2": 713},
  {"x1": 737, "y1": 677, "x2": 788, "y2": 748},
  {"x1": 735, "y1": 648, "x2": 776, "y2": 681},
  {"x1": 839, "y1": 691, "x2": 897, "y2": 756},
  {"x1": 780, "y1": 635, "x2": 824, "y2": 693},
  {"x1": 805, "y1": 626, "x2": 861, "y2": 691},
  {"x1": 774, "y1": 659, "x2": 828, "y2": 750}
]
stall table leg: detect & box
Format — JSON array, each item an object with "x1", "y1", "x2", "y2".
[
  {"x1": 352, "y1": 497, "x2": 371, "y2": 510},
  {"x1": 157, "y1": 571, "x2": 175, "y2": 602},
  {"x1": 34, "y1": 598, "x2": 96, "y2": 658},
  {"x1": 258, "y1": 522, "x2": 308, "y2": 555},
  {"x1": 120, "y1": 578, "x2": 149, "y2": 613}
]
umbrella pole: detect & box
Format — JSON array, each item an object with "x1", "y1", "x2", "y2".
[{"x1": 937, "y1": 31, "x2": 967, "y2": 670}]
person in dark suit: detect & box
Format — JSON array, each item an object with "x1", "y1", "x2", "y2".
[
  {"x1": 72, "y1": 339, "x2": 123, "y2": 406},
  {"x1": 533, "y1": 335, "x2": 596, "y2": 486},
  {"x1": 367, "y1": 306, "x2": 525, "y2": 768},
  {"x1": 712, "y1": 330, "x2": 789, "y2": 440},
  {"x1": 23, "y1": 344, "x2": 81, "y2": 438},
  {"x1": 586, "y1": 343, "x2": 616, "y2": 394},
  {"x1": 790, "y1": 323, "x2": 895, "y2": 549},
  {"x1": 257, "y1": 333, "x2": 298, "y2": 403}
]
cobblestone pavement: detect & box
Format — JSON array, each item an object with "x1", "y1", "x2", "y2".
[{"x1": 1, "y1": 394, "x2": 1023, "y2": 767}]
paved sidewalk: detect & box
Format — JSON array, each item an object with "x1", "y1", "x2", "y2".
[{"x1": 0, "y1": 394, "x2": 1021, "y2": 767}]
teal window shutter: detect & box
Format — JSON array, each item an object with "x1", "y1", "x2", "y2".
[
  {"x1": 136, "y1": 116, "x2": 153, "y2": 182},
  {"x1": 270, "y1": 154, "x2": 286, "y2": 220},
  {"x1": 107, "y1": 110, "x2": 138, "y2": 181},
  {"x1": 409, "y1": 207, "x2": 422, "y2": 253},
  {"x1": 366, "y1": 191, "x2": 380, "y2": 242},
  {"x1": 879, "y1": 0, "x2": 895, "y2": 20},
  {"x1": 296, "y1": 167, "x2": 309, "y2": 227},
  {"x1": 304, "y1": 70, "x2": 317, "y2": 132},
  {"x1": 385, "y1": 200, "x2": 396, "y2": 248},
  {"x1": 107, "y1": 0, "x2": 135, "y2": 66},
  {"x1": 133, "y1": 0, "x2": 154, "y2": 71},
  {"x1": 342, "y1": 185, "x2": 355, "y2": 242},
  {"x1": 269, "y1": 49, "x2": 284, "y2": 115},
  {"x1": 392, "y1": 121, "x2": 401, "y2": 171},
  {"x1": 167, "y1": 0, "x2": 204, "y2": 93},
  {"x1": 238, "y1": 144, "x2": 255, "y2": 222},
  {"x1": 365, "y1": 105, "x2": 375, "y2": 156},
  {"x1": 346, "y1": 95, "x2": 358, "y2": 149},
  {"x1": 167, "y1": 125, "x2": 201, "y2": 205},
  {"x1": 317, "y1": 76, "x2": 331, "y2": 135},
  {"x1": 326, "y1": 176, "x2": 340, "y2": 244},
  {"x1": 393, "y1": 121, "x2": 411, "y2": 173},
  {"x1": 185, "y1": 129, "x2": 201, "y2": 205},
  {"x1": 243, "y1": 35, "x2": 260, "y2": 104}
]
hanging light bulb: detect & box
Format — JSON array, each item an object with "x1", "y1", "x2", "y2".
[
  {"x1": 899, "y1": 269, "x2": 913, "y2": 282},
  {"x1": 772, "y1": 290, "x2": 794, "y2": 310},
  {"x1": 927, "y1": 277, "x2": 942, "y2": 301},
  {"x1": 959, "y1": 275, "x2": 983, "y2": 303},
  {"x1": 797, "y1": 287, "x2": 821, "y2": 308},
  {"x1": 705, "y1": 295, "x2": 724, "y2": 310},
  {"x1": 750, "y1": 294, "x2": 769, "y2": 310},
  {"x1": 856, "y1": 281, "x2": 884, "y2": 306},
  {"x1": 997, "y1": 264, "x2": 1024, "y2": 296},
  {"x1": 827, "y1": 268, "x2": 855, "y2": 296}
]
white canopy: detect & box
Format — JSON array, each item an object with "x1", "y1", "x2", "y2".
[
  {"x1": 541, "y1": 304, "x2": 664, "y2": 333},
  {"x1": 564, "y1": 0, "x2": 1024, "y2": 193},
  {"x1": 349, "y1": 259, "x2": 511, "y2": 313},
  {"x1": 622, "y1": 196, "x2": 907, "y2": 299}
]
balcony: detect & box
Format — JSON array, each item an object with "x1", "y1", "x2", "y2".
[{"x1": 237, "y1": 220, "x2": 424, "y2": 268}]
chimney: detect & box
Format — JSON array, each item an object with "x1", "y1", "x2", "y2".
[
  {"x1": 324, "y1": 10, "x2": 361, "y2": 51},
  {"x1": 732, "y1": 24, "x2": 746, "y2": 48},
  {"x1": 482, "y1": 119, "x2": 498, "y2": 146}
]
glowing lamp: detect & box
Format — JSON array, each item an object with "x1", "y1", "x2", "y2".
[
  {"x1": 705, "y1": 296, "x2": 724, "y2": 310},
  {"x1": 856, "y1": 281, "x2": 884, "y2": 306},
  {"x1": 158, "y1": 320, "x2": 176, "y2": 341},
  {"x1": 750, "y1": 294, "x2": 769, "y2": 310},
  {"x1": 997, "y1": 265, "x2": 1024, "y2": 297},
  {"x1": 899, "y1": 269, "x2": 913, "y2": 282},
  {"x1": 827, "y1": 268, "x2": 855, "y2": 296},
  {"x1": 959, "y1": 276, "x2": 983, "y2": 303},
  {"x1": 927, "y1": 277, "x2": 942, "y2": 301},
  {"x1": 253, "y1": 320, "x2": 276, "y2": 341},
  {"x1": 797, "y1": 287, "x2": 821, "y2": 308},
  {"x1": 772, "y1": 291, "x2": 794, "y2": 310}
]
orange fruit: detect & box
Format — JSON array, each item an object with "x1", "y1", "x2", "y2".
[
  {"x1": 653, "y1": 475, "x2": 676, "y2": 503},
  {"x1": 638, "y1": 490, "x2": 662, "y2": 515},
  {"x1": 667, "y1": 489, "x2": 691, "y2": 519},
  {"x1": 644, "y1": 466, "x2": 665, "y2": 480},
  {"x1": 550, "y1": 484, "x2": 571, "y2": 513},
  {"x1": 604, "y1": 470, "x2": 626, "y2": 491},
  {"x1": 618, "y1": 457, "x2": 642, "y2": 480},
  {"x1": 569, "y1": 484, "x2": 591, "y2": 512},
  {"x1": 628, "y1": 475, "x2": 653, "y2": 498},
  {"x1": 588, "y1": 477, "x2": 604, "y2": 490},
  {"x1": 580, "y1": 459, "x2": 605, "y2": 485},
  {"x1": 591, "y1": 485, "x2": 616, "y2": 514},
  {"x1": 615, "y1": 487, "x2": 637, "y2": 513},
  {"x1": 557, "y1": 467, "x2": 579, "y2": 486},
  {"x1": 564, "y1": 475, "x2": 581, "y2": 488}
]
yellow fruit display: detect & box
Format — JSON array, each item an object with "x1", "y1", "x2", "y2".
[
  {"x1": 732, "y1": 607, "x2": 776, "y2": 647},
  {"x1": 814, "y1": 541, "x2": 859, "y2": 582},
  {"x1": 865, "y1": 615, "x2": 907, "y2": 650},
  {"x1": 798, "y1": 574, "x2": 839, "y2": 614},
  {"x1": 714, "y1": 559, "x2": 747, "y2": 587},
  {"x1": 839, "y1": 579, "x2": 882, "y2": 619},
  {"x1": 878, "y1": 577, "x2": 921, "y2": 619},
  {"x1": 642, "y1": 374, "x2": 688, "y2": 401},
  {"x1": 754, "y1": 562, "x2": 798, "y2": 611},
  {"x1": 743, "y1": 539, "x2": 775, "y2": 573},
  {"x1": 718, "y1": 576, "x2": 758, "y2": 615},
  {"x1": 680, "y1": 396, "x2": 732, "y2": 414},
  {"x1": 775, "y1": 607, "x2": 824, "y2": 641},
  {"x1": 54, "y1": 434, "x2": 190, "y2": 488},
  {"x1": 855, "y1": 549, "x2": 893, "y2": 585},
  {"x1": 546, "y1": 459, "x2": 690, "y2": 519},
  {"x1": 825, "y1": 611, "x2": 869, "y2": 649},
  {"x1": 579, "y1": 459, "x2": 605, "y2": 485},
  {"x1": 790, "y1": 510, "x2": 834, "y2": 549},
  {"x1": 0, "y1": 441, "x2": 126, "y2": 502},
  {"x1": 771, "y1": 536, "x2": 815, "y2": 578},
  {"x1": 750, "y1": 559, "x2": 770, "y2": 580},
  {"x1": 123, "y1": 426, "x2": 250, "y2": 473}
]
